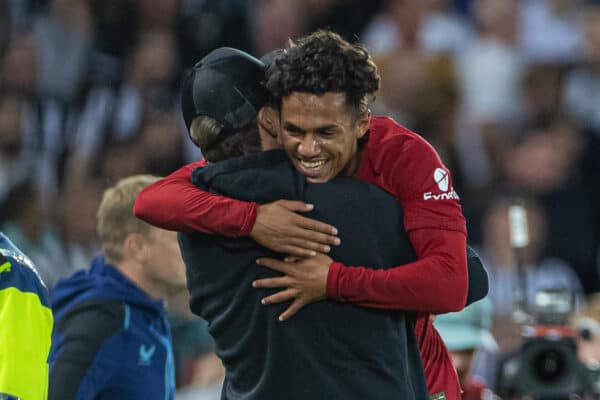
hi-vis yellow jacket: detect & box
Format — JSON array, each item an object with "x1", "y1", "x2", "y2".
[{"x1": 0, "y1": 232, "x2": 53, "y2": 400}]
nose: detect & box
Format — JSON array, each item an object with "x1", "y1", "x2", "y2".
[{"x1": 297, "y1": 134, "x2": 320, "y2": 158}]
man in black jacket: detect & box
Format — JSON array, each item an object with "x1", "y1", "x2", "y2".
[{"x1": 181, "y1": 149, "x2": 428, "y2": 399}]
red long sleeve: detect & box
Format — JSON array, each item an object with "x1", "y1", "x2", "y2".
[
  {"x1": 326, "y1": 227, "x2": 468, "y2": 312},
  {"x1": 133, "y1": 162, "x2": 258, "y2": 237}
]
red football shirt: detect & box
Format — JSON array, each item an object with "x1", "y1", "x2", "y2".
[
  {"x1": 133, "y1": 116, "x2": 468, "y2": 399},
  {"x1": 135, "y1": 159, "x2": 258, "y2": 236},
  {"x1": 342, "y1": 116, "x2": 468, "y2": 399}
]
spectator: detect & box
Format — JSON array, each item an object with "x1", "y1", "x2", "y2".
[
  {"x1": 1, "y1": 180, "x2": 65, "y2": 289},
  {"x1": 68, "y1": 29, "x2": 180, "y2": 178},
  {"x1": 56, "y1": 178, "x2": 103, "y2": 275},
  {"x1": 419, "y1": 0, "x2": 472, "y2": 55},
  {"x1": 564, "y1": 1, "x2": 600, "y2": 132},
  {"x1": 362, "y1": 0, "x2": 427, "y2": 55},
  {"x1": 32, "y1": 0, "x2": 93, "y2": 103},
  {"x1": 251, "y1": 0, "x2": 308, "y2": 56},
  {"x1": 456, "y1": 0, "x2": 523, "y2": 124},
  {"x1": 0, "y1": 231, "x2": 53, "y2": 400},
  {"x1": 434, "y1": 299, "x2": 499, "y2": 399},
  {"x1": 453, "y1": 0, "x2": 524, "y2": 200},
  {"x1": 372, "y1": 49, "x2": 429, "y2": 128},
  {"x1": 1, "y1": 32, "x2": 80, "y2": 205},
  {"x1": 98, "y1": 136, "x2": 146, "y2": 186},
  {"x1": 0, "y1": 91, "x2": 35, "y2": 205},
  {"x1": 137, "y1": 109, "x2": 186, "y2": 177},
  {"x1": 522, "y1": 63, "x2": 567, "y2": 120},
  {"x1": 501, "y1": 117, "x2": 599, "y2": 293},
  {"x1": 564, "y1": 2, "x2": 600, "y2": 239},
  {"x1": 0, "y1": 33, "x2": 37, "y2": 95},
  {"x1": 479, "y1": 197, "x2": 584, "y2": 351},
  {"x1": 519, "y1": 0, "x2": 583, "y2": 64},
  {"x1": 48, "y1": 174, "x2": 187, "y2": 399}
]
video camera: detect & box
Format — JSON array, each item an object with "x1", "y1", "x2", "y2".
[{"x1": 496, "y1": 288, "x2": 597, "y2": 400}]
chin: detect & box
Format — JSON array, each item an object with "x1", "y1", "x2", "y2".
[{"x1": 306, "y1": 176, "x2": 328, "y2": 183}]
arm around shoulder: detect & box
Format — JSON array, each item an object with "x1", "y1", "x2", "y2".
[{"x1": 133, "y1": 162, "x2": 258, "y2": 236}]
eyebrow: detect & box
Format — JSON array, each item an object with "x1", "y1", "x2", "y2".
[
  {"x1": 315, "y1": 125, "x2": 338, "y2": 133},
  {"x1": 283, "y1": 122, "x2": 305, "y2": 132},
  {"x1": 283, "y1": 122, "x2": 339, "y2": 133}
]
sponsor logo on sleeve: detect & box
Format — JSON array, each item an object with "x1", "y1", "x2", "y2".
[{"x1": 423, "y1": 168, "x2": 460, "y2": 201}]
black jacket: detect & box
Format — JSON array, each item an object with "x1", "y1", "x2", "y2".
[{"x1": 180, "y1": 150, "x2": 429, "y2": 400}]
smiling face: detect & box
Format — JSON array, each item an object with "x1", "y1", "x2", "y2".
[{"x1": 279, "y1": 92, "x2": 369, "y2": 183}]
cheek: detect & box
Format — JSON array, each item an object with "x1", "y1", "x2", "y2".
[
  {"x1": 165, "y1": 244, "x2": 184, "y2": 264},
  {"x1": 282, "y1": 137, "x2": 299, "y2": 154},
  {"x1": 151, "y1": 243, "x2": 179, "y2": 265},
  {"x1": 335, "y1": 139, "x2": 355, "y2": 162}
]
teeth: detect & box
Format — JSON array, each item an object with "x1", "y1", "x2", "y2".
[{"x1": 300, "y1": 160, "x2": 326, "y2": 169}]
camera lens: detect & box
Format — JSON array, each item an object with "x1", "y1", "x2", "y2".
[{"x1": 532, "y1": 349, "x2": 567, "y2": 382}]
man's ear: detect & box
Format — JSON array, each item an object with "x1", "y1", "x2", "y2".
[
  {"x1": 355, "y1": 110, "x2": 370, "y2": 139},
  {"x1": 258, "y1": 107, "x2": 278, "y2": 138},
  {"x1": 124, "y1": 233, "x2": 146, "y2": 263}
]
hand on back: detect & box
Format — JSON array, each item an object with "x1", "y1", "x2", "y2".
[{"x1": 250, "y1": 200, "x2": 340, "y2": 257}]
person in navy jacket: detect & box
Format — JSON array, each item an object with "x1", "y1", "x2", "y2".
[{"x1": 48, "y1": 175, "x2": 187, "y2": 400}]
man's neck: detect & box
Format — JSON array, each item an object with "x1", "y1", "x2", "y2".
[
  {"x1": 113, "y1": 259, "x2": 166, "y2": 300},
  {"x1": 346, "y1": 143, "x2": 366, "y2": 178}
]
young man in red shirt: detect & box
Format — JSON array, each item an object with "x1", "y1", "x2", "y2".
[{"x1": 135, "y1": 32, "x2": 477, "y2": 400}]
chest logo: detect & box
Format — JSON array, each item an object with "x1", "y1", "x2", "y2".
[{"x1": 138, "y1": 344, "x2": 156, "y2": 366}]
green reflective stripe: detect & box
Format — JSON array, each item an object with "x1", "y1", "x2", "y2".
[
  {"x1": 0, "y1": 262, "x2": 10, "y2": 274},
  {"x1": 0, "y1": 287, "x2": 53, "y2": 400}
]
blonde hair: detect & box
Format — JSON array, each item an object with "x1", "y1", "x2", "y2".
[
  {"x1": 189, "y1": 116, "x2": 224, "y2": 151},
  {"x1": 96, "y1": 174, "x2": 160, "y2": 264},
  {"x1": 189, "y1": 115, "x2": 261, "y2": 162}
]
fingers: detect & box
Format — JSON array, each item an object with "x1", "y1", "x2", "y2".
[
  {"x1": 252, "y1": 275, "x2": 290, "y2": 289},
  {"x1": 278, "y1": 299, "x2": 307, "y2": 321},
  {"x1": 260, "y1": 288, "x2": 298, "y2": 305},
  {"x1": 276, "y1": 200, "x2": 314, "y2": 212},
  {"x1": 277, "y1": 200, "x2": 339, "y2": 237},
  {"x1": 276, "y1": 245, "x2": 318, "y2": 258},
  {"x1": 293, "y1": 213, "x2": 338, "y2": 237},
  {"x1": 256, "y1": 288, "x2": 307, "y2": 321},
  {"x1": 290, "y1": 223, "x2": 341, "y2": 248},
  {"x1": 256, "y1": 257, "x2": 295, "y2": 274},
  {"x1": 283, "y1": 236, "x2": 332, "y2": 254}
]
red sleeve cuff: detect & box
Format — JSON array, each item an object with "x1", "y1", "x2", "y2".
[
  {"x1": 326, "y1": 261, "x2": 344, "y2": 301},
  {"x1": 238, "y1": 202, "x2": 259, "y2": 237}
]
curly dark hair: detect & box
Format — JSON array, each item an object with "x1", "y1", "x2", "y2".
[{"x1": 265, "y1": 30, "x2": 380, "y2": 118}]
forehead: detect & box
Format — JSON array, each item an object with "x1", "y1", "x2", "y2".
[{"x1": 281, "y1": 92, "x2": 351, "y2": 127}]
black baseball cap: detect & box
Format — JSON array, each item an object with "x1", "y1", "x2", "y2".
[{"x1": 181, "y1": 47, "x2": 269, "y2": 132}]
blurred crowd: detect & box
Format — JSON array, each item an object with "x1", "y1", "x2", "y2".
[{"x1": 1, "y1": 0, "x2": 600, "y2": 396}]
